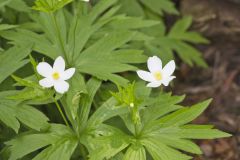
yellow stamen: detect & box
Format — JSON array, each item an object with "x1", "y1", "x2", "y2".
[
  {"x1": 154, "y1": 71, "x2": 162, "y2": 80},
  {"x1": 52, "y1": 72, "x2": 60, "y2": 80}
]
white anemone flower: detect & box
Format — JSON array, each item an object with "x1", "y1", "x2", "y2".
[
  {"x1": 37, "y1": 56, "x2": 76, "y2": 94},
  {"x1": 137, "y1": 56, "x2": 176, "y2": 88}
]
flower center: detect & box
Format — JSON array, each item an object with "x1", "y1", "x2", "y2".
[
  {"x1": 52, "y1": 72, "x2": 60, "y2": 80},
  {"x1": 154, "y1": 71, "x2": 162, "y2": 80}
]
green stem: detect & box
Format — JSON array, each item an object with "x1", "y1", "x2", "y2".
[
  {"x1": 134, "y1": 123, "x2": 138, "y2": 136},
  {"x1": 79, "y1": 144, "x2": 88, "y2": 160},
  {"x1": 53, "y1": 98, "x2": 70, "y2": 127},
  {"x1": 50, "y1": 12, "x2": 68, "y2": 64}
]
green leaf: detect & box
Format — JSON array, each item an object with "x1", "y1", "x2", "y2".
[
  {"x1": 78, "y1": 77, "x2": 102, "y2": 131},
  {"x1": 0, "y1": 101, "x2": 20, "y2": 133},
  {"x1": 0, "y1": 45, "x2": 31, "y2": 84},
  {"x1": 176, "y1": 128, "x2": 232, "y2": 139},
  {"x1": 146, "y1": 16, "x2": 208, "y2": 67},
  {"x1": 142, "y1": 93, "x2": 185, "y2": 124},
  {"x1": 9, "y1": 75, "x2": 55, "y2": 104},
  {"x1": 173, "y1": 40, "x2": 208, "y2": 67},
  {"x1": 150, "y1": 135, "x2": 202, "y2": 154},
  {"x1": 157, "y1": 99, "x2": 212, "y2": 127},
  {"x1": 168, "y1": 16, "x2": 193, "y2": 36},
  {"x1": 7, "y1": 134, "x2": 57, "y2": 160},
  {"x1": 118, "y1": 0, "x2": 145, "y2": 17},
  {"x1": 140, "y1": 0, "x2": 179, "y2": 16},
  {"x1": 0, "y1": 24, "x2": 17, "y2": 32},
  {"x1": 0, "y1": 0, "x2": 11, "y2": 8},
  {"x1": 142, "y1": 138, "x2": 192, "y2": 160},
  {"x1": 6, "y1": 124, "x2": 77, "y2": 160},
  {"x1": 0, "y1": 29, "x2": 58, "y2": 59},
  {"x1": 108, "y1": 16, "x2": 159, "y2": 29},
  {"x1": 0, "y1": 91, "x2": 49, "y2": 132},
  {"x1": 87, "y1": 97, "x2": 128, "y2": 131},
  {"x1": 134, "y1": 81, "x2": 151, "y2": 99},
  {"x1": 123, "y1": 145, "x2": 146, "y2": 160},
  {"x1": 76, "y1": 30, "x2": 138, "y2": 85},
  {"x1": 15, "y1": 104, "x2": 49, "y2": 131},
  {"x1": 11, "y1": 75, "x2": 39, "y2": 88},
  {"x1": 110, "y1": 49, "x2": 147, "y2": 64},
  {"x1": 61, "y1": 72, "x2": 87, "y2": 126},
  {"x1": 181, "y1": 124, "x2": 214, "y2": 129},
  {"x1": 86, "y1": 124, "x2": 131, "y2": 160},
  {"x1": 110, "y1": 152, "x2": 124, "y2": 160},
  {"x1": 32, "y1": 137, "x2": 77, "y2": 160},
  {"x1": 7, "y1": 0, "x2": 30, "y2": 12},
  {"x1": 33, "y1": 0, "x2": 73, "y2": 12},
  {"x1": 145, "y1": 125, "x2": 230, "y2": 139}
]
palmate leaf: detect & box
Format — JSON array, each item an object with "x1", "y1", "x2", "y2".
[
  {"x1": 139, "y1": 125, "x2": 230, "y2": 160},
  {"x1": 0, "y1": 91, "x2": 49, "y2": 133},
  {"x1": 1, "y1": 0, "x2": 153, "y2": 86},
  {"x1": 5, "y1": 124, "x2": 77, "y2": 160},
  {"x1": 106, "y1": 88, "x2": 230, "y2": 160},
  {"x1": 147, "y1": 16, "x2": 209, "y2": 67},
  {"x1": 139, "y1": 97, "x2": 230, "y2": 160}
]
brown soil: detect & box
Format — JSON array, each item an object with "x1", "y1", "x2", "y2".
[{"x1": 174, "y1": 0, "x2": 240, "y2": 159}]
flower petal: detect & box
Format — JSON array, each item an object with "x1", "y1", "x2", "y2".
[
  {"x1": 54, "y1": 80, "x2": 69, "y2": 94},
  {"x1": 146, "y1": 81, "x2": 161, "y2": 88},
  {"x1": 53, "y1": 56, "x2": 65, "y2": 72},
  {"x1": 162, "y1": 76, "x2": 176, "y2": 86},
  {"x1": 39, "y1": 78, "x2": 54, "y2": 88},
  {"x1": 162, "y1": 60, "x2": 175, "y2": 77},
  {"x1": 61, "y1": 68, "x2": 76, "y2": 80},
  {"x1": 147, "y1": 56, "x2": 162, "y2": 73},
  {"x1": 137, "y1": 70, "x2": 155, "y2": 82},
  {"x1": 37, "y1": 62, "x2": 53, "y2": 77}
]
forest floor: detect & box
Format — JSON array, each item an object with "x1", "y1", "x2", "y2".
[{"x1": 173, "y1": 0, "x2": 240, "y2": 159}]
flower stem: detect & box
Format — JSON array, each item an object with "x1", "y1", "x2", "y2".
[
  {"x1": 53, "y1": 98, "x2": 70, "y2": 127},
  {"x1": 50, "y1": 13, "x2": 68, "y2": 64}
]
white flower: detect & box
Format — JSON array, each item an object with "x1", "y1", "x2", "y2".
[
  {"x1": 37, "y1": 56, "x2": 76, "y2": 94},
  {"x1": 137, "y1": 56, "x2": 176, "y2": 88}
]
